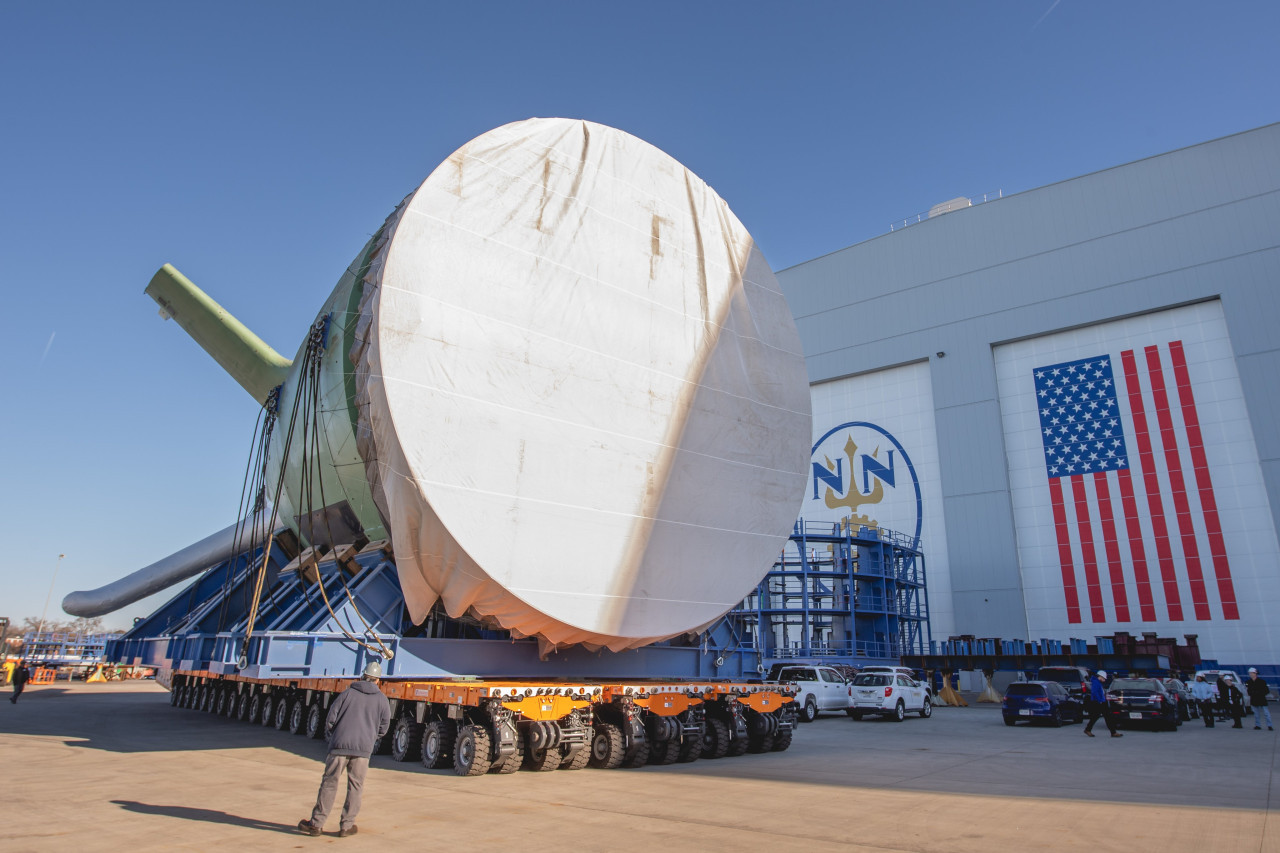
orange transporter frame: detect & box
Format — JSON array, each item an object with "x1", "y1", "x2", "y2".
[{"x1": 169, "y1": 668, "x2": 798, "y2": 776}]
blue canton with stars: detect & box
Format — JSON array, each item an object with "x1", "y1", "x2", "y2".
[{"x1": 1033, "y1": 355, "x2": 1129, "y2": 479}]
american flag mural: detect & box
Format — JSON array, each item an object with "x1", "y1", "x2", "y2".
[{"x1": 1033, "y1": 345, "x2": 1239, "y2": 624}]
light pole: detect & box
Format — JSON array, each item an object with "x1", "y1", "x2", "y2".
[{"x1": 36, "y1": 554, "x2": 65, "y2": 636}]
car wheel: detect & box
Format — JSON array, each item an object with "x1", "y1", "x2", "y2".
[
  {"x1": 919, "y1": 697, "x2": 932, "y2": 719},
  {"x1": 892, "y1": 700, "x2": 905, "y2": 722},
  {"x1": 1003, "y1": 715, "x2": 1016, "y2": 727},
  {"x1": 1051, "y1": 707, "x2": 1065, "y2": 728},
  {"x1": 848, "y1": 710, "x2": 863, "y2": 721},
  {"x1": 800, "y1": 696, "x2": 818, "y2": 723}
]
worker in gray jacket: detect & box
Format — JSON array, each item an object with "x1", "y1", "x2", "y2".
[{"x1": 298, "y1": 660, "x2": 391, "y2": 838}]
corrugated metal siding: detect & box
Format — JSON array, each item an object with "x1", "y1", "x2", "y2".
[{"x1": 779, "y1": 123, "x2": 1280, "y2": 640}]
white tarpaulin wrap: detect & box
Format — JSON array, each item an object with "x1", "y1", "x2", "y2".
[{"x1": 352, "y1": 118, "x2": 811, "y2": 651}]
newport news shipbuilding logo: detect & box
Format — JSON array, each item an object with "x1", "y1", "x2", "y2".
[{"x1": 810, "y1": 422, "x2": 922, "y2": 545}]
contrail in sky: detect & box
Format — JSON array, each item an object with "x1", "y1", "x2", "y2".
[
  {"x1": 1032, "y1": 0, "x2": 1061, "y2": 30},
  {"x1": 39, "y1": 331, "x2": 56, "y2": 365}
]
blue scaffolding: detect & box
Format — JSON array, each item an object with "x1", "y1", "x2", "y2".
[{"x1": 729, "y1": 519, "x2": 930, "y2": 666}]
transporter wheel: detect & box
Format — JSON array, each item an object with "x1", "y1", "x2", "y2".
[
  {"x1": 236, "y1": 692, "x2": 252, "y2": 721},
  {"x1": 892, "y1": 701, "x2": 906, "y2": 722},
  {"x1": 771, "y1": 727, "x2": 793, "y2": 752},
  {"x1": 523, "y1": 746, "x2": 562, "y2": 772},
  {"x1": 799, "y1": 696, "x2": 818, "y2": 723},
  {"x1": 490, "y1": 730, "x2": 525, "y2": 774},
  {"x1": 273, "y1": 696, "x2": 291, "y2": 730},
  {"x1": 559, "y1": 744, "x2": 591, "y2": 771},
  {"x1": 589, "y1": 723, "x2": 625, "y2": 769},
  {"x1": 260, "y1": 694, "x2": 276, "y2": 726},
  {"x1": 647, "y1": 738, "x2": 680, "y2": 765},
  {"x1": 223, "y1": 689, "x2": 238, "y2": 718},
  {"x1": 621, "y1": 739, "x2": 651, "y2": 768},
  {"x1": 746, "y1": 734, "x2": 775, "y2": 754},
  {"x1": 919, "y1": 697, "x2": 932, "y2": 719},
  {"x1": 175, "y1": 685, "x2": 188, "y2": 708},
  {"x1": 421, "y1": 719, "x2": 457, "y2": 769},
  {"x1": 215, "y1": 688, "x2": 230, "y2": 716},
  {"x1": 288, "y1": 698, "x2": 308, "y2": 735},
  {"x1": 390, "y1": 716, "x2": 424, "y2": 762},
  {"x1": 169, "y1": 684, "x2": 182, "y2": 707},
  {"x1": 700, "y1": 718, "x2": 730, "y2": 760},
  {"x1": 306, "y1": 701, "x2": 327, "y2": 740},
  {"x1": 248, "y1": 693, "x2": 263, "y2": 725},
  {"x1": 453, "y1": 724, "x2": 493, "y2": 776},
  {"x1": 676, "y1": 730, "x2": 703, "y2": 763},
  {"x1": 199, "y1": 685, "x2": 212, "y2": 712},
  {"x1": 726, "y1": 730, "x2": 749, "y2": 757}
]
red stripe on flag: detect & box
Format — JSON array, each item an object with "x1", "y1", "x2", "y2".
[
  {"x1": 1069, "y1": 475, "x2": 1107, "y2": 622},
  {"x1": 1115, "y1": 468, "x2": 1157, "y2": 621},
  {"x1": 1048, "y1": 476, "x2": 1082, "y2": 624},
  {"x1": 1120, "y1": 349, "x2": 1184, "y2": 621},
  {"x1": 1145, "y1": 345, "x2": 1211, "y2": 621},
  {"x1": 1092, "y1": 471, "x2": 1130, "y2": 622},
  {"x1": 1168, "y1": 340, "x2": 1240, "y2": 620}
]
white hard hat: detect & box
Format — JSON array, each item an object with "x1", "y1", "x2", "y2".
[
  {"x1": 1097, "y1": 670, "x2": 1107, "y2": 679},
  {"x1": 363, "y1": 660, "x2": 383, "y2": 678},
  {"x1": 1249, "y1": 667, "x2": 1258, "y2": 674}
]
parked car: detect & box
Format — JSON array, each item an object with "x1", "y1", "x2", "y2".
[
  {"x1": 1002, "y1": 681, "x2": 1083, "y2": 727},
  {"x1": 1162, "y1": 678, "x2": 1196, "y2": 721},
  {"x1": 1037, "y1": 665, "x2": 1090, "y2": 702},
  {"x1": 859, "y1": 665, "x2": 932, "y2": 697},
  {"x1": 848, "y1": 672, "x2": 932, "y2": 721},
  {"x1": 771, "y1": 665, "x2": 853, "y2": 722},
  {"x1": 1107, "y1": 677, "x2": 1180, "y2": 731}
]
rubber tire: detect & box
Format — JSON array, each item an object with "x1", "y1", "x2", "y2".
[
  {"x1": 726, "y1": 730, "x2": 749, "y2": 757},
  {"x1": 236, "y1": 692, "x2": 252, "y2": 721},
  {"x1": 771, "y1": 727, "x2": 794, "y2": 752},
  {"x1": 391, "y1": 716, "x2": 424, "y2": 762},
  {"x1": 1003, "y1": 715, "x2": 1017, "y2": 726},
  {"x1": 799, "y1": 696, "x2": 818, "y2": 723},
  {"x1": 288, "y1": 699, "x2": 307, "y2": 735},
  {"x1": 260, "y1": 694, "x2": 275, "y2": 726},
  {"x1": 848, "y1": 710, "x2": 864, "y2": 721},
  {"x1": 648, "y1": 738, "x2": 680, "y2": 765},
  {"x1": 306, "y1": 702, "x2": 327, "y2": 740},
  {"x1": 169, "y1": 684, "x2": 181, "y2": 707},
  {"x1": 421, "y1": 719, "x2": 457, "y2": 769},
  {"x1": 746, "y1": 734, "x2": 775, "y2": 754},
  {"x1": 273, "y1": 696, "x2": 291, "y2": 730},
  {"x1": 559, "y1": 743, "x2": 591, "y2": 771},
  {"x1": 248, "y1": 694, "x2": 262, "y2": 729},
  {"x1": 919, "y1": 697, "x2": 932, "y2": 719},
  {"x1": 590, "y1": 723, "x2": 626, "y2": 769},
  {"x1": 621, "y1": 738, "x2": 651, "y2": 768},
  {"x1": 700, "y1": 718, "x2": 730, "y2": 760},
  {"x1": 892, "y1": 700, "x2": 906, "y2": 722},
  {"x1": 454, "y1": 724, "x2": 493, "y2": 776},
  {"x1": 524, "y1": 745, "x2": 562, "y2": 772},
  {"x1": 199, "y1": 685, "x2": 213, "y2": 712},
  {"x1": 215, "y1": 688, "x2": 230, "y2": 717},
  {"x1": 491, "y1": 730, "x2": 525, "y2": 774},
  {"x1": 676, "y1": 730, "x2": 703, "y2": 763}
]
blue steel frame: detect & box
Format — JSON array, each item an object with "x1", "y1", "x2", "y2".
[
  {"x1": 107, "y1": 544, "x2": 766, "y2": 680},
  {"x1": 727, "y1": 519, "x2": 930, "y2": 666}
]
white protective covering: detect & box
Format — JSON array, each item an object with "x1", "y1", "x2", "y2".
[{"x1": 352, "y1": 118, "x2": 811, "y2": 651}]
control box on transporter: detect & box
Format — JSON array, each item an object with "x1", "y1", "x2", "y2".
[{"x1": 69, "y1": 118, "x2": 813, "y2": 776}]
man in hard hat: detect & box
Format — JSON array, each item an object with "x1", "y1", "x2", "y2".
[
  {"x1": 1245, "y1": 668, "x2": 1273, "y2": 731},
  {"x1": 1083, "y1": 670, "x2": 1122, "y2": 738},
  {"x1": 298, "y1": 660, "x2": 391, "y2": 838}
]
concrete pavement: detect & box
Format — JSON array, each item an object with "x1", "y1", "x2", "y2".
[{"x1": 2, "y1": 681, "x2": 1277, "y2": 852}]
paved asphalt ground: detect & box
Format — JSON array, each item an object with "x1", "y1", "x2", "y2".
[{"x1": 2, "y1": 681, "x2": 1277, "y2": 852}]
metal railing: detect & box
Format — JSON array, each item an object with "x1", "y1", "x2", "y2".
[{"x1": 889, "y1": 190, "x2": 1003, "y2": 232}]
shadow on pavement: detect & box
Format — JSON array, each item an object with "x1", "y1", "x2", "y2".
[{"x1": 111, "y1": 800, "x2": 298, "y2": 834}]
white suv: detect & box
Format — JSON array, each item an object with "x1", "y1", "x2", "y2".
[
  {"x1": 771, "y1": 665, "x2": 853, "y2": 722},
  {"x1": 848, "y1": 672, "x2": 932, "y2": 721},
  {"x1": 858, "y1": 665, "x2": 932, "y2": 697}
]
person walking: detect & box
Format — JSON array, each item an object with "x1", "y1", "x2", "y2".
[
  {"x1": 1245, "y1": 668, "x2": 1273, "y2": 731},
  {"x1": 1218, "y1": 674, "x2": 1244, "y2": 728},
  {"x1": 1083, "y1": 670, "x2": 1122, "y2": 738},
  {"x1": 298, "y1": 661, "x2": 391, "y2": 838},
  {"x1": 1190, "y1": 674, "x2": 1216, "y2": 728},
  {"x1": 10, "y1": 661, "x2": 30, "y2": 704}
]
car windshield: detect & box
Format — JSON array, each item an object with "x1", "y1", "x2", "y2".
[
  {"x1": 852, "y1": 674, "x2": 891, "y2": 687},
  {"x1": 778, "y1": 669, "x2": 816, "y2": 681},
  {"x1": 1110, "y1": 679, "x2": 1159, "y2": 691},
  {"x1": 1005, "y1": 684, "x2": 1046, "y2": 696}
]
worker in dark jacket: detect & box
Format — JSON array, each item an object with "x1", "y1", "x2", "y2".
[
  {"x1": 298, "y1": 660, "x2": 391, "y2": 838},
  {"x1": 10, "y1": 661, "x2": 30, "y2": 703},
  {"x1": 1245, "y1": 668, "x2": 1273, "y2": 730},
  {"x1": 1219, "y1": 674, "x2": 1244, "y2": 728},
  {"x1": 1083, "y1": 670, "x2": 1122, "y2": 738}
]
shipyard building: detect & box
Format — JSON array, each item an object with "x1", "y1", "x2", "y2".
[{"x1": 777, "y1": 123, "x2": 1280, "y2": 667}]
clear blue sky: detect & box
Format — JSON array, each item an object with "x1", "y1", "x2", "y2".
[{"x1": 2, "y1": 2, "x2": 1277, "y2": 630}]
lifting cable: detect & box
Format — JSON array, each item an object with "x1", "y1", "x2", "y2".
[{"x1": 235, "y1": 315, "x2": 392, "y2": 670}]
